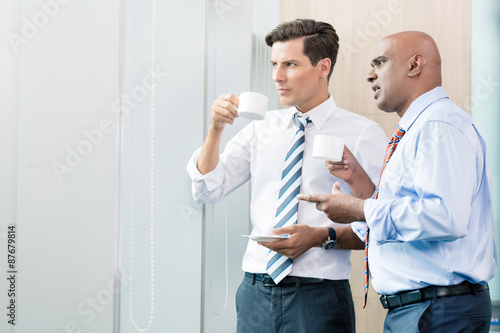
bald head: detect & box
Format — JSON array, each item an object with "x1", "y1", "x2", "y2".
[
  {"x1": 367, "y1": 31, "x2": 443, "y2": 116},
  {"x1": 383, "y1": 31, "x2": 442, "y2": 85}
]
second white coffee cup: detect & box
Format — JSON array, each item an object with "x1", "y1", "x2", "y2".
[
  {"x1": 238, "y1": 92, "x2": 269, "y2": 120},
  {"x1": 312, "y1": 135, "x2": 344, "y2": 162}
]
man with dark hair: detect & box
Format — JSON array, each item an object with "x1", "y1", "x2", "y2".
[
  {"x1": 187, "y1": 19, "x2": 387, "y2": 332},
  {"x1": 298, "y1": 31, "x2": 497, "y2": 332},
  {"x1": 265, "y1": 19, "x2": 339, "y2": 81}
]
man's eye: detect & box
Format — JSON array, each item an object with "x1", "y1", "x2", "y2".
[{"x1": 371, "y1": 59, "x2": 386, "y2": 68}]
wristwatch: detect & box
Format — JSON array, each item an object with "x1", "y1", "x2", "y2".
[{"x1": 321, "y1": 227, "x2": 337, "y2": 250}]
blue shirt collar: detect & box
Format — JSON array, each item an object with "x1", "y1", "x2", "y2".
[{"x1": 399, "y1": 86, "x2": 449, "y2": 132}]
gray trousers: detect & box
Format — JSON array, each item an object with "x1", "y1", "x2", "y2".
[{"x1": 236, "y1": 273, "x2": 355, "y2": 333}]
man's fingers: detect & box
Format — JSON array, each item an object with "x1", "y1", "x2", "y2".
[
  {"x1": 213, "y1": 106, "x2": 236, "y2": 119},
  {"x1": 315, "y1": 202, "x2": 325, "y2": 212},
  {"x1": 213, "y1": 101, "x2": 237, "y2": 116},
  {"x1": 325, "y1": 160, "x2": 343, "y2": 170},
  {"x1": 297, "y1": 193, "x2": 323, "y2": 202},
  {"x1": 258, "y1": 239, "x2": 288, "y2": 251},
  {"x1": 332, "y1": 181, "x2": 342, "y2": 194},
  {"x1": 219, "y1": 93, "x2": 239, "y2": 107},
  {"x1": 212, "y1": 94, "x2": 239, "y2": 118},
  {"x1": 272, "y1": 226, "x2": 293, "y2": 236}
]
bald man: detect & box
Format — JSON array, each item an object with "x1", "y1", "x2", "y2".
[{"x1": 296, "y1": 31, "x2": 497, "y2": 332}]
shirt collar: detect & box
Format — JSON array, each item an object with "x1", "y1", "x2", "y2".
[
  {"x1": 285, "y1": 94, "x2": 336, "y2": 130},
  {"x1": 399, "y1": 86, "x2": 449, "y2": 132}
]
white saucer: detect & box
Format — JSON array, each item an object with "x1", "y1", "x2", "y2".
[{"x1": 241, "y1": 235, "x2": 288, "y2": 242}]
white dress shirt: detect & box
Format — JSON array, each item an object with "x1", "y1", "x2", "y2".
[
  {"x1": 353, "y1": 87, "x2": 497, "y2": 294},
  {"x1": 187, "y1": 95, "x2": 388, "y2": 280}
]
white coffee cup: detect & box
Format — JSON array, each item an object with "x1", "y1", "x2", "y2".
[
  {"x1": 312, "y1": 135, "x2": 344, "y2": 162},
  {"x1": 237, "y1": 92, "x2": 269, "y2": 120}
]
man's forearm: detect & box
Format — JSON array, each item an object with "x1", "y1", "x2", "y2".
[
  {"x1": 346, "y1": 167, "x2": 375, "y2": 199},
  {"x1": 314, "y1": 226, "x2": 365, "y2": 250},
  {"x1": 335, "y1": 226, "x2": 364, "y2": 250},
  {"x1": 197, "y1": 126, "x2": 224, "y2": 175}
]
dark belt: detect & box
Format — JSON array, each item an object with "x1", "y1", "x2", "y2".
[
  {"x1": 245, "y1": 272, "x2": 324, "y2": 287},
  {"x1": 380, "y1": 281, "x2": 489, "y2": 310}
]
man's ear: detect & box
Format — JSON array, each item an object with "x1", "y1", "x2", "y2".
[
  {"x1": 318, "y1": 58, "x2": 331, "y2": 79},
  {"x1": 408, "y1": 54, "x2": 425, "y2": 77}
]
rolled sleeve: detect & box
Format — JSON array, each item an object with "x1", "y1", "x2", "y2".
[
  {"x1": 364, "y1": 198, "x2": 401, "y2": 243},
  {"x1": 186, "y1": 148, "x2": 227, "y2": 203},
  {"x1": 186, "y1": 128, "x2": 252, "y2": 204},
  {"x1": 351, "y1": 222, "x2": 367, "y2": 242}
]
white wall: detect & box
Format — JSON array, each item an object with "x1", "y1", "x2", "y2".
[
  {"x1": 0, "y1": 0, "x2": 120, "y2": 332},
  {"x1": 117, "y1": 0, "x2": 261, "y2": 332},
  {"x1": 202, "y1": 1, "x2": 253, "y2": 331},
  {"x1": 118, "y1": 1, "x2": 207, "y2": 332}
]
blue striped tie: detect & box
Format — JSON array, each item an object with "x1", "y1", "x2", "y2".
[{"x1": 266, "y1": 113, "x2": 310, "y2": 284}]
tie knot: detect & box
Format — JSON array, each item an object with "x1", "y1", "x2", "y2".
[{"x1": 294, "y1": 113, "x2": 311, "y2": 131}]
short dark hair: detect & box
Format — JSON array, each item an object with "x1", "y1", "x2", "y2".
[{"x1": 265, "y1": 19, "x2": 339, "y2": 81}]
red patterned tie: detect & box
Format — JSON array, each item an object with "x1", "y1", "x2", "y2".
[{"x1": 363, "y1": 125, "x2": 406, "y2": 309}]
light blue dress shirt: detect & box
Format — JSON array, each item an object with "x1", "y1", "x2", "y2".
[{"x1": 353, "y1": 87, "x2": 497, "y2": 295}]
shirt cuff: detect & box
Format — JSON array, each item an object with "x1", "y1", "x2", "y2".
[
  {"x1": 364, "y1": 198, "x2": 400, "y2": 243},
  {"x1": 186, "y1": 147, "x2": 225, "y2": 192},
  {"x1": 351, "y1": 222, "x2": 367, "y2": 242}
]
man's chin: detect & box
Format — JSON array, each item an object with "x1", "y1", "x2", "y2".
[
  {"x1": 376, "y1": 100, "x2": 391, "y2": 113},
  {"x1": 278, "y1": 97, "x2": 293, "y2": 108}
]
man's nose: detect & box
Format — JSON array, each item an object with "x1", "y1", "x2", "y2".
[
  {"x1": 273, "y1": 65, "x2": 285, "y2": 82},
  {"x1": 366, "y1": 68, "x2": 377, "y2": 82}
]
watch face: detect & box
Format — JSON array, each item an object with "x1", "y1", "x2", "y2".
[
  {"x1": 323, "y1": 241, "x2": 336, "y2": 250},
  {"x1": 322, "y1": 227, "x2": 337, "y2": 250}
]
